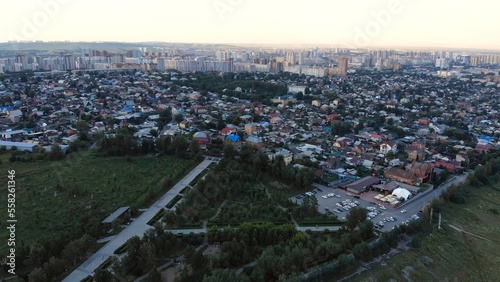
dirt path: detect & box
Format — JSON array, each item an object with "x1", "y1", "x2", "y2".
[
  {"x1": 235, "y1": 261, "x2": 257, "y2": 276},
  {"x1": 448, "y1": 224, "x2": 493, "y2": 242},
  {"x1": 338, "y1": 236, "x2": 411, "y2": 282},
  {"x1": 210, "y1": 199, "x2": 228, "y2": 221}
]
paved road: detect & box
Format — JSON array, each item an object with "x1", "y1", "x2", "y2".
[
  {"x1": 303, "y1": 173, "x2": 470, "y2": 232},
  {"x1": 367, "y1": 173, "x2": 469, "y2": 231},
  {"x1": 62, "y1": 159, "x2": 215, "y2": 282},
  {"x1": 400, "y1": 173, "x2": 469, "y2": 216}
]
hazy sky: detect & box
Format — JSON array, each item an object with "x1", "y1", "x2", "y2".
[{"x1": 1, "y1": 0, "x2": 499, "y2": 50}]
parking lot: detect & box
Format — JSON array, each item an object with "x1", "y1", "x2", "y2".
[{"x1": 289, "y1": 183, "x2": 421, "y2": 232}]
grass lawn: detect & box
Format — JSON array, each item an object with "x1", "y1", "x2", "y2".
[
  {"x1": 351, "y1": 184, "x2": 500, "y2": 282},
  {"x1": 0, "y1": 150, "x2": 198, "y2": 256}
]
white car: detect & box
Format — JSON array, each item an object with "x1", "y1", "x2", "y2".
[
  {"x1": 322, "y1": 195, "x2": 328, "y2": 199},
  {"x1": 400, "y1": 209, "x2": 407, "y2": 213}
]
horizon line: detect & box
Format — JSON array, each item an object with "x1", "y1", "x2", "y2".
[{"x1": 1, "y1": 40, "x2": 499, "y2": 52}]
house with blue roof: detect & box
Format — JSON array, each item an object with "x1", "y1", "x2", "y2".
[
  {"x1": 225, "y1": 135, "x2": 240, "y2": 142},
  {"x1": 120, "y1": 106, "x2": 134, "y2": 114}
]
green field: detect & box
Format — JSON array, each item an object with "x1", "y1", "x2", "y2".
[
  {"x1": 351, "y1": 184, "x2": 500, "y2": 282},
  {"x1": 0, "y1": 150, "x2": 198, "y2": 256}
]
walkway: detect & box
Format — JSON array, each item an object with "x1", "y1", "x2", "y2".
[{"x1": 62, "y1": 158, "x2": 215, "y2": 282}]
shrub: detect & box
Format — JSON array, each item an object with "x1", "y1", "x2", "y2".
[
  {"x1": 409, "y1": 234, "x2": 422, "y2": 248},
  {"x1": 450, "y1": 192, "x2": 466, "y2": 204}
]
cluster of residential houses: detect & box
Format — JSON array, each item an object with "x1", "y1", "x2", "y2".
[{"x1": 0, "y1": 69, "x2": 498, "y2": 190}]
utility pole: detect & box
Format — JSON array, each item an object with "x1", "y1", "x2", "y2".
[
  {"x1": 430, "y1": 208, "x2": 433, "y2": 224},
  {"x1": 438, "y1": 213, "x2": 442, "y2": 230}
]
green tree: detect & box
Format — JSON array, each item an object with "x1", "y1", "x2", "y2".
[
  {"x1": 352, "y1": 241, "x2": 370, "y2": 261},
  {"x1": 239, "y1": 143, "x2": 255, "y2": 162},
  {"x1": 174, "y1": 113, "x2": 184, "y2": 123},
  {"x1": 202, "y1": 268, "x2": 238, "y2": 282},
  {"x1": 223, "y1": 142, "x2": 237, "y2": 159},
  {"x1": 126, "y1": 236, "x2": 141, "y2": 258},
  {"x1": 29, "y1": 267, "x2": 47, "y2": 282},
  {"x1": 147, "y1": 267, "x2": 161, "y2": 282},
  {"x1": 75, "y1": 120, "x2": 89, "y2": 141},
  {"x1": 149, "y1": 129, "x2": 158, "y2": 138},
  {"x1": 157, "y1": 136, "x2": 172, "y2": 152},
  {"x1": 48, "y1": 144, "x2": 65, "y2": 160},
  {"x1": 386, "y1": 151, "x2": 395, "y2": 160},
  {"x1": 94, "y1": 268, "x2": 114, "y2": 282},
  {"x1": 345, "y1": 207, "x2": 368, "y2": 230},
  {"x1": 62, "y1": 241, "x2": 81, "y2": 266},
  {"x1": 172, "y1": 135, "x2": 188, "y2": 157},
  {"x1": 139, "y1": 242, "x2": 156, "y2": 270},
  {"x1": 253, "y1": 152, "x2": 269, "y2": 172},
  {"x1": 62, "y1": 234, "x2": 93, "y2": 265},
  {"x1": 43, "y1": 256, "x2": 64, "y2": 280},
  {"x1": 189, "y1": 139, "x2": 200, "y2": 154},
  {"x1": 159, "y1": 108, "x2": 172, "y2": 124},
  {"x1": 30, "y1": 243, "x2": 48, "y2": 265},
  {"x1": 359, "y1": 220, "x2": 374, "y2": 240}
]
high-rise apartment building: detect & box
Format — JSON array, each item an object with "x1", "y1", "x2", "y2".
[
  {"x1": 286, "y1": 52, "x2": 295, "y2": 65},
  {"x1": 337, "y1": 57, "x2": 348, "y2": 76},
  {"x1": 435, "y1": 58, "x2": 449, "y2": 69}
]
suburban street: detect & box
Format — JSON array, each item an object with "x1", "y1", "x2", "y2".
[
  {"x1": 400, "y1": 173, "x2": 469, "y2": 215},
  {"x1": 62, "y1": 158, "x2": 215, "y2": 282}
]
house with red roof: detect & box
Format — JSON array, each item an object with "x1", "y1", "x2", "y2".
[
  {"x1": 220, "y1": 127, "x2": 236, "y2": 136},
  {"x1": 433, "y1": 161, "x2": 459, "y2": 173}
]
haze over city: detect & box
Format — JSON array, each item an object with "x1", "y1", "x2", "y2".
[{"x1": 1, "y1": 0, "x2": 500, "y2": 50}]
